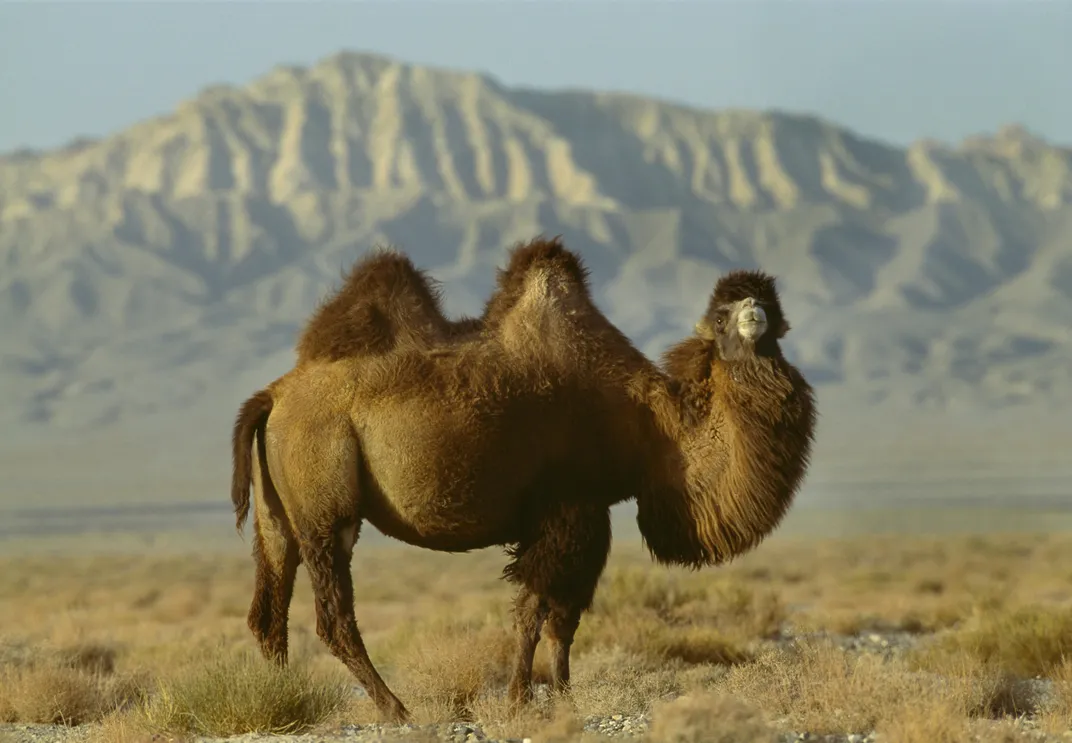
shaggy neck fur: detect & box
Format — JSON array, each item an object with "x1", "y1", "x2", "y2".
[{"x1": 635, "y1": 338, "x2": 817, "y2": 569}]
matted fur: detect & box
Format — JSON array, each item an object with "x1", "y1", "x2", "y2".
[
  {"x1": 481, "y1": 235, "x2": 593, "y2": 326},
  {"x1": 649, "y1": 270, "x2": 814, "y2": 566},
  {"x1": 228, "y1": 238, "x2": 817, "y2": 722},
  {"x1": 295, "y1": 247, "x2": 480, "y2": 363}
]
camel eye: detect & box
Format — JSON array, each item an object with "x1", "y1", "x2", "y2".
[{"x1": 714, "y1": 316, "x2": 724, "y2": 327}]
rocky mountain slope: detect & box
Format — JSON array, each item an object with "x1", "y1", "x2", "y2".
[{"x1": 2, "y1": 50, "x2": 1071, "y2": 445}]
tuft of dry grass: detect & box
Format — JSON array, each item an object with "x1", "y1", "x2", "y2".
[
  {"x1": 386, "y1": 615, "x2": 537, "y2": 722},
  {"x1": 903, "y1": 650, "x2": 1042, "y2": 719},
  {"x1": 569, "y1": 649, "x2": 685, "y2": 718},
  {"x1": 473, "y1": 698, "x2": 597, "y2": 743},
  {"x1": 646, "y1": 691, "x2": 779, "y2": 742},
  {"x1": 0, "y1": 641, "x2": 144, "y2": 725},
  {"x1": 573, "y1": 567, "x2": 778, "y2": 670},
  {"x1": 720, "y1": 640, "x2": 894, "y2": 735},
  {"x1": 114, "y1": 648, "x2": 349, "y2": 737},
  {"x1": 720, "y1": 638, "x2": 1052, "y2": 740},
  {"x1": 576, "y1": 613, "x2": 751, "y2": 668},
  {"x1": 911, "y1": 605, "x2": 1072, "y2": 679},
  {"x1": 874, "y1": 699, "x2": 973, "y2": 743},
  {"x1": 717, "y1": 638, "x2": 1035, "y2": 736},
  {"x1": 0, "y1": 665, "x2": 142, "y2": 725},
  {"x1": 1036, "y1": 657, "x2": 1072, "y2": 735},
  {"x1": 593, "y1": 567, "x2": 785, "y2": 640}
]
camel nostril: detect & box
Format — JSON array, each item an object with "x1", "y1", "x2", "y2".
[{"x1": 739, "y1": 307, "x2": 766, "y2": 324}]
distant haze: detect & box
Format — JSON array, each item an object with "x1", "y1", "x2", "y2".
[{"x1": 2, "y1": 1, "x2": 1071, "y2": 154}]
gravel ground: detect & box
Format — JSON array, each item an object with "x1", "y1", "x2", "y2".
[
  {"x1": 0, "y1": 725, "x2": 90, "y2": 743},
  {"x1": 0, "y1": 714, "x2": 1054, "y2": 743},
  {"x1": 0, "y1": 720, "x2": 1053, "y2": 743},
  {"x1": 766, "y1": 627, "x2": 923, "y2": 659}
]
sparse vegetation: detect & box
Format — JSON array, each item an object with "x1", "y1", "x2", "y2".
[
  {"x1": 911, "y1": 605, "x2": 1072, "y2": 678},
  {"x1": 646, "y1": 691, "x2": 778, "y2": 743},
  {"x1": 0, "y1": 641, "x2": 144, "y2": 725},
  {"x1": 124, "y1": 648, "x2": 348, "y2": 736},
  {"x1": 5, "y1": 533, "x2": 1072, "y2": 740},
  {"x1": 390, "y1": 618, "x2": 519, "y2": 720}
]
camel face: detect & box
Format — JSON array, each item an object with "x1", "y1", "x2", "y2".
[
  {"x1": 697, "y1": 269, "x2": 791, "y2": 346},
  {"x1": 695, "y1": 296, "x2": 770, "y2": 361},
  {"x1": 735, "y1": 297, "x2": 768, "y2": 340}
]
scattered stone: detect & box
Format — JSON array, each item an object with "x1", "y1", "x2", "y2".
[{"x1": 765, "y1": 627, "x2": 922, "y2": 660}]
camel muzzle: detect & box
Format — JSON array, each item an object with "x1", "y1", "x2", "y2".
[{"x1": 737, "y1": 305, "x2": 767, "y2": 340}]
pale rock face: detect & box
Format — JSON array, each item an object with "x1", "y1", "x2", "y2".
[{"x1": 0, "y1": 49, "x2": 1070, "y2": 442}]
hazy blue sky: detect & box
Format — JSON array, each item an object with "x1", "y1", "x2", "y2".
[{"x1": 2, "y1": 1, "x2": 1070, "y2": 154}]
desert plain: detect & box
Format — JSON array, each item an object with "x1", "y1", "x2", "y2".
[{"x1": 4, "y1": 489, "x2": 1072, "y2": 743}]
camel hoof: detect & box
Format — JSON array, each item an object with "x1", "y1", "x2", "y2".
[
  {"x1": 550, "y1": 683, "x2": 573, "y2": 699},
  {"x1": 506, "y1": 683, "x2": 533, "y2": 708},
  {"x1": 379, "y1": 698, "x2": 410, "y2": 724}
]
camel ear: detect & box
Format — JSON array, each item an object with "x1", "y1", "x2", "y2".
[
  {"x1": 776, "y1": 318, "x2": 791, "y2": 338},
  {"x1": 694, "y1": 319, "x2": 716, "y2": 340}
]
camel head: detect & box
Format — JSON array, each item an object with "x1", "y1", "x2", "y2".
[{"x1": 694, "y1": 270, "x2": 790, "y2": 360}]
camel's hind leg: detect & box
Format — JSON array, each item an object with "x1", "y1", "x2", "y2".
[
  {"x1": 503, "y1": 498, "x2": 612, "y2": 703},
  {"x1": 300, "y1": 522, "x2": 408, "y2": 722},
  {"x1": 247, "y1": 430, "x2": 300, "y2": 664},
  {"x1": 270, "y1": 417, "x2": 408, "y2": 723}
]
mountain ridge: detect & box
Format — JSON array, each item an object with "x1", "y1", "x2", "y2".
[{"x1": 2, "y1": 49, "x2": 1071, "y2": 445}]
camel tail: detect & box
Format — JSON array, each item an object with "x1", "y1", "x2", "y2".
[{"x1": 231, "y1": 388, "x2": 274, "y2": 533}]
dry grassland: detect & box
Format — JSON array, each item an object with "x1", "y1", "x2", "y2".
[{"x1": 3, "y1": 532, "x2": 1072, "y2": 742}]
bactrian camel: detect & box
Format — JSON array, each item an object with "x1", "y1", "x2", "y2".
[{"x1": 230, "y1": 237, "x2": 817, "y2": 722}]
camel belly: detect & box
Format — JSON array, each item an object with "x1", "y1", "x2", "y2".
[{"x1": 355, "y1": 394, "x2": 560, "y2": 549}]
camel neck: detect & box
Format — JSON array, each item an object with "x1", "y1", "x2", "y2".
[{"x1": 635, "y1": 354, "x2": 817, "y2": 568}]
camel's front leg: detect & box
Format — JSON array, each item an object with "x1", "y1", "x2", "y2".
[
  {"x1": 506, "y1": 585, "x2": 549, "y2": 704},
  {"x1": 503, "y1": 498, "x2": 612, "y2": 702},
  {"x1": 544, "y1": 600, "x2": 585, "y2": 695}
]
